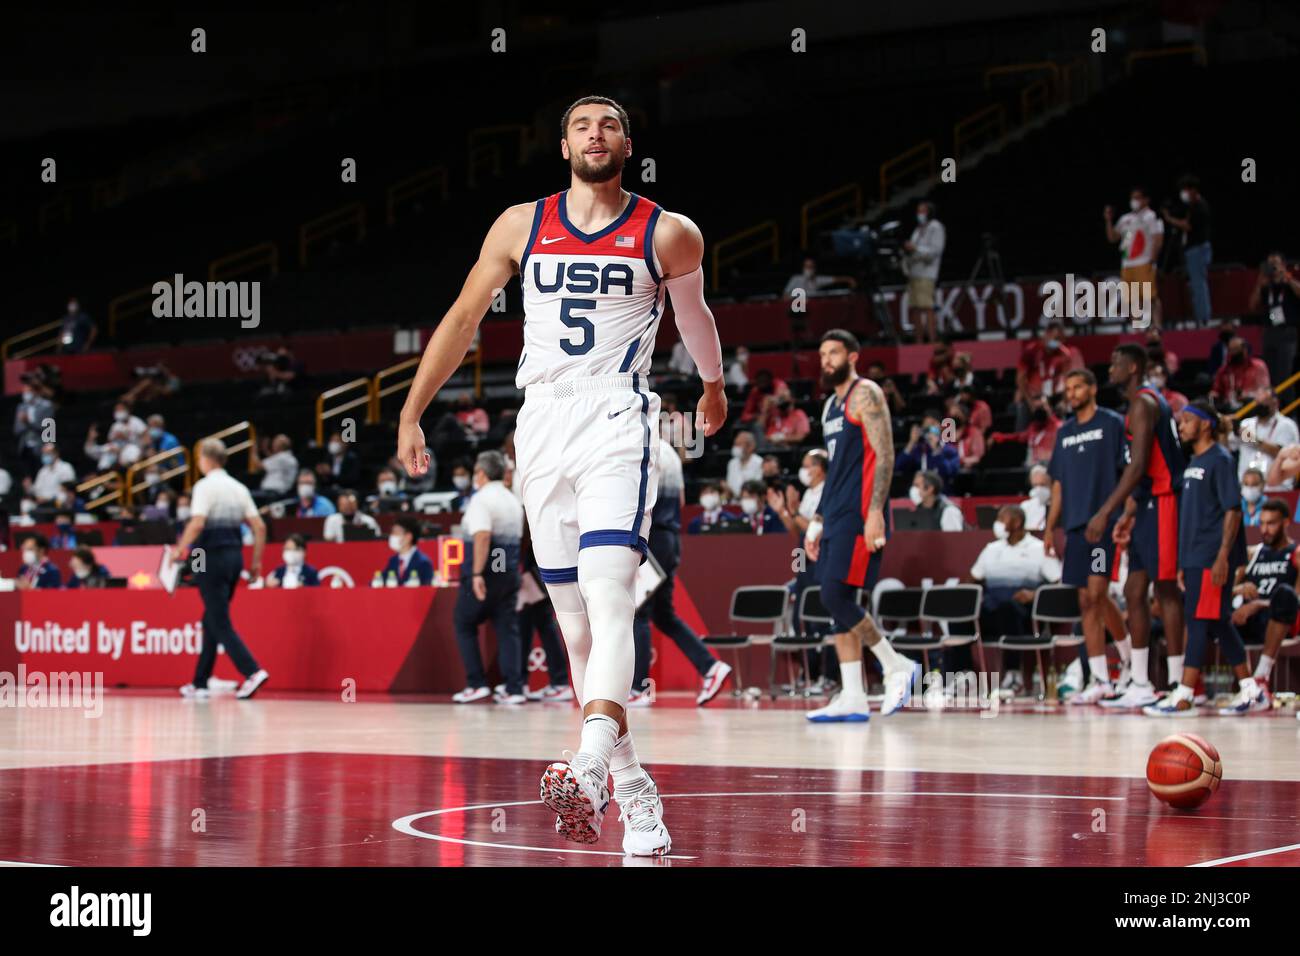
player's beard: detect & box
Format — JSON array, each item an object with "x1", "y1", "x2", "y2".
[
  {"x1": 570, "y1": 146, "x2": 624, "y2": 183},
  {"x1": 820, "y1": 361, "x2": 851, "y2": 391}
]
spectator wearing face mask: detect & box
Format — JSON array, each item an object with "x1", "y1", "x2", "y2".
[
  {"x1": 448, "y1": 458, "x2": 475, "y2": 510},
  {"x1": 736, "y1": 480, "x2": 784, "y2": 534},
  {"x1": 908, "y1": 470, "x2": 964, "y2": 531},
  {"x1": 381, "y1": 515, "x2": 434, "y2": 586},
  {"x1": 321, "y1": 431, "x2": 361, "y2": 491},
  {"x1": 989, "y1": 393, "x2": 1062, "y2": 466},
  {"x1": 969, "y1": 504, "x2": 1062, "y2": 695},
  {"x1": 14, "y1": 384, "x2": 56, "y2": 477},
  {"x1": 1236, "y1": 388, "x2": 1298, "y2": 490},
  {"x1": 761, "y1": 385, "x2": 810, "y2": 448},
  {"x1": 956, "y1": 385, "x2": 992, "y2": 435},
  {"x1": 726, "y1": 346, "x2": 750, "y2": 390},
  {"x1": 146, "y1": 413, "x2": 183, "y2": 462},
  {"x1": 1144, "y1": 330, "x2": 1179, "y2": 377},
  {"x1": 65, "y1": 547, "x2": 111, "y2": 589},
  {"x1": 687, "y1": 481, "x2": 741, "y2": 533},
  {"x1": 952, "y1": 404, "x2": 985, "y2": 470},
  {"x1": 368, "y1": 468, "x2": 408, "y2": 514},
  {"x1": 31, "y1": 444, "x2": 76, "y2": 503},
  {"x1": 143, "y1": 490, "x2": 175, "y2": 523},
  {"x1": 1211, "y1": 337, "x2": 1270, "y2": 411},
  {"x1": 292, "y1": 470, "x2": 336, "y2": 517},
  {"x1": 1240, "y1": 469, "x2": 1266, "y2": 527},
  {"x1": 1147, "y1": 363, "x2": 1187, "y2": 414},
  {"x1": 1018, "y1": 464, "x2": 1053, "y2": 531},
  {"x1": 895, "y1": 412, "x2": 960, "y2": 488},
  {"x1": 136, "y1": 465, "x2": 171, "y2": 505},
  {"x1": 323, "y1": 491, "x2": 381, "y2": 542},
  {"x1": 174, "y1": 493, "x2": 193, "y2": 524},
  {"x1": 49, "y1": 511, "x2": 80, "y2": 549},
  {"x1": 782, "y1": 256, "x2": 856, "y2": 302},
  {"x1": 725, "y1": 430, "x2": 763, "y2": 496},
  {"x1": 256, "y1": 434, "x2": 299, "y2": 499},
  {"x1": 58, "y1": 298, "x2": 97, "y2": 354},
  {"x1": 266, "y1": 534, "x2": 321, "y2": 588},
  {"x1": 1249, "y1": 252, "x2": 1300, "y2": 386},
  {"x1": 740, "y1": 369, "x2": 787, "y2": 426},
  {"x1": 924, "y1": 342, "x2": 955, "y2": 395},
  {"x1": 15, "y1": 534, "x2": 61, "y2": 589},
  {"x1": 903, "y1": 200, "x2": 945, "y2": 344},
  {"x1": 1104, "y1": 187, "x2": 1164, "y2": 329},
  {"x1": 1162, "y1": 175, "x2": 1212, "y2": 325},
  {"x1": 1016, "y1": 321, "x2": 1081, "y2": 412}
]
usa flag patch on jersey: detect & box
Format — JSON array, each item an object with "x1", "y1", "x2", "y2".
[{"x1": 614, "y1": 234, "x2": 635, "y2": 248}]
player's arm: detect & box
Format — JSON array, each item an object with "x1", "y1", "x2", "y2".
[
  {"x1": 849, "y1": 378, "x2": 893, "y2": 553},
  {"x1": 1092, "y1": 394, "x2": 1152, "y2": 538},
  {"x1": 655, "y1": 211, "x2": 726, "y2": 437},
  {"x1": 397, "y1": 204, "x2": 532, "y2": 476},
  {"x1": 1043, "y1": 479, "x2": 1062, "y2": 557}
]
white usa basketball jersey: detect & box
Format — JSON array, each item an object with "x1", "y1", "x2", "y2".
[{"x1": 517, "y1": 190, "x2": 665, "y2": 388}]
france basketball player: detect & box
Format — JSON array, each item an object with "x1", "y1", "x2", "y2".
[
  {"x1": 804, "y1": 330, "x2": 921, "y2": 722},
  {"x1": 397, "y1": 96, "x2": 727, "y2": 856}
]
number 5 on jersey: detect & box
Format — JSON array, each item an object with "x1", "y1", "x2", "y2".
[{"x1": 559, "y1": 298, "x2": 596, "y2": 355}]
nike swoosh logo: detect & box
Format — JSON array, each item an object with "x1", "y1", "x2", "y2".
[
  {"x1": 540, "y1": 236, "x2": 564, "y2": 245},
  {"x1": 607, "y1": 404, "x2": 635, "y2": 419}
]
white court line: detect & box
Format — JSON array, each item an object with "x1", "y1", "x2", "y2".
[
  {"x1": 1189, "y1": 842, "x2": 1300, "y2": 867},
  {"x1": 393, "y1": 789, "x2": 1126, "y2": 859},
  {"x1": 0, "y1": 860, "x2": 62, "y2": 867}
]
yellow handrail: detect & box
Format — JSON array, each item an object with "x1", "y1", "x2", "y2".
[
  {"x1": 108, "y1": 283, "x2": 165, "y2": 339},
  {"x1": 467, "y1": 142, "x2": 502, "y2": 189},
  {"x1": 371, "y1": 349, "x2": 482, "y2": 423},
  {"x1": 209, "y1": 241, "x2": 279, "y2": 282},
  {"x1": 2, "y1": 320, "x2": 64, "y2": 361},
  {"x1": 984, "y1": 61, "x2": 1061, "y2": 97},
  {"x1": 299, "y1": 202, "x2": 366, "y2": 268},
  {"x1": 879, "y1": 140, "x2": 936, "y2": 204},
  {"x1": 800, "y1": 183, "x2": 862, "y2": 252},
  {"x1": 386, "y1": 167, "x2": 449, "y2": 226},
  {"x1": 1062, "y1": 55, "x2": 1090, "y2": 103},
  {"x1": 1234, "y1": 370, "x2": 1300, "y2": 420},
  {"x1": 711, "y1": 220, "x2": 779, "y2": 291},
  {"x1": 953, "y1": 103, "x2": 1006, "y2": 160},
  {"x1": 124, "y1": 447, "x2": 192, "y2": 505},
  {"x1": 1125, "y1": 45, "x2": 1206, "y2": 75},
  {"x1": 316, "y1": 378, "x2": 375, "y2": 446},
  {"x1": 1020, "y1": 79, "x2": 1052, "y2": 124},
  {"x1": 76, "y1": 471, "x2": 123, "y2": 513},
  {"x1": 191, "y1": 421, "x2": 258, "y2": 484}
]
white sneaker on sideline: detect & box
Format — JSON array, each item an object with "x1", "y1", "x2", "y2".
[
  {"x1": 207, "y1": 678, "x2": 239, "y2": 693},
  {"x1": 1143, "y1": 686, "x2": 1198, "y2": 717},
  {"x1": 495, "y1": 691, "x2": 528, "y2": 705},
  {"x1": 452, "y1": 686, "x2": 491, "y2": 704},
  {"x1": 526, "y1": 684, "x2": 575, "y2": 702},
  {"x1": 1068, "y1": 680, "x2": 1113, "y2": 705},
  {"x1": 235, "y1": 670, "x2": 269, "y2": 700},
  {"x1": 618, "y1": 772, "x2": 671, "y2": 857},
  {"x1": 880, "y1": 661, "x2": 921, "y2": 716},
  {"x1": 696, "y1": 661, "x2": 733, "y2": 705},
  {"x1": 1099, "y1": 681, "x2": 1159, "y2": 709},
  {"x1": 806, "y1": 692, "x2": 870, "y2": 722},
  {"x1": 627, "y1": 688, "x2": 654, "y2": 707},
  {"x1": 540, "y1": 752, "x2": 610, "y2": 845},
  {"x1": 179, "y1": 683, "x2": 210, "y2": 700},
  {"x1": 1218, "y1": 678, "x2": 1269, "y2": 716}
]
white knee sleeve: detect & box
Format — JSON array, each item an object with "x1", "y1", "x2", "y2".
[
  {"x1": 546, "y1": 582, "x2": 591, "y2": 705},
  {"x1": 577, "y1": 546, "x2": 640, "y2": 707}
]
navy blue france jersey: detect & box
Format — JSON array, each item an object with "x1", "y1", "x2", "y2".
[
  {"x1": 1179, "y1": 444, "x2": 1248, "y2": 569},
  {"x1": 818, "y1": 378, "x2": 888, "y2": 533},
  {"x1": 1125, "y1": 386, "x2": 1185, "y2": 502},
  {"x1": 1244, "y1": 541, "x2": 1299, "y2": 597},
  {"x1": 1046, "y1": 407, "x2": 1126, "y2": 531}
]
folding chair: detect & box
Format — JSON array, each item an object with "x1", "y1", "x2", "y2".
[
  {"x1": 703, "y1": 586, "x2": 790, "y2": 696},
  {"x1": 922, "y1": 584, "x2": 988, "y2": 677},
  {"x1": 993, "y1": 585, "x2": 1076, "y2": 700},
  {"x1": 768, "y1": 586, "x2": 837, "y2": 699}
]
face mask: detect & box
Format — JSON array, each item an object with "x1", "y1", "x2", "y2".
[
  {"x1": 453, "y1": 475, "x2": 470, "y2": 491},
  {"x1": 149, "y1": 427, "x2": 163, "y2": 441},
  {"x1": 156, "y1": 500, "x2": 171, "y2": 513},
  {"x1": 388, "y1": 534, "x2": 406, "y2": 553},
  {"x1": 731, "y1": 445, "x2": 744, "y2": 459},
  {"x1": 1179, "y1": 189, "x2": 1191, "y2": 204},
  {"x1": 917, "y1": 213, "x2": 928, "y2": 224},
  {"x1": 926, "y1": 425, "x2": 941, "y2": 438},
  {"x1": 298, "y1": 483, "x2": 315, "y2": 500},
  {"x1": 803, "y1": 268, "x2": 815, "y2": 279},
  {"x1": 176, "y1": 506, "x2": 192, "y2": 521},
  {"x1": 328, "y1": 441, "x2": 344, "y2": 456},
  {"x1": 379, "y1": 481, "x2": 398, "y2": 496},
  {"x1": 1045, "y1": 339, "x2": 1061, "y2": 351},
  {"x1": 700, "y1": 492, "x2": 720, "y2": 510},
  {"x1": 114, "y1": 409, "x2": 128, "y2": 422},
  {"x1": 798, "y1": 467, "x2": 813, "y2": 486},
  {"x1": 908, "y1": 486, "x2": 924, "y2": 506},
  {"x1": 1149, "y1": 376, "x2": 1166, "y2": 389},
  {"x1": 1129, "y1": 199, "x2": 1141, "y2": 212},
  {"x1": 21, "y1": 550, "x2": 37, "y2": 566},
  {"x1": 41, "y1": 453, "x2": 54, "y2": 466},
  {"x1": 145, "y1": 472, "x2": 160, "y2": 486},
  {"x1": 73, "y1": 565, "x2": 91, "y2": 580},
  {"x1": 1242, "y1": 487, "x2": 1262, "y2": 503},
  {"x1": 20, "y1": 500, "x2": 36, "y2": 516},
  {"x1": 1030, "y1": 485, "x2": 1051, "y2": 504},
  {"x1": 992, "y1": 521, "x2": 1008, "y2": 540},
  {"x1": 740, "y1": 498, "x2": 759, "y2": 516},
  {"x1": 283, "y1": 549, "x2": 304, "y2": 567},
  {"x1": 22, "y1": 389, "x2": 33, "y2": 402}
]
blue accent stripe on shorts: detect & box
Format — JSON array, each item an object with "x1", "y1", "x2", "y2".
[
  {"x1": 632, "y1": 372, "x2": 651, "y2": 544},
  {"x1": 579, "y1": 530, "x2": 649, "y2": 556},
  {"x1": 536, "y1": 565, "x2": 578, "y2": 584}
]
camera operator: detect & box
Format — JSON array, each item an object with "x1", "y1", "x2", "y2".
[
  {"x1": 121, "y1": 363, "x2": 180, "y2": 406},
  {"x1": 902, "y1": 200, "x2": 946, "y2": 344},
  {"x1": 1248, "y1": 252, "x2": 1300, "y2": 386}
]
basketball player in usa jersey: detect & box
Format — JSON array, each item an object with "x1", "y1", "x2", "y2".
[{"x1": 397, "y1": 96, "x2": 726, "y2": 856}]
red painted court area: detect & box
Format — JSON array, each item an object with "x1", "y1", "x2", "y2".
[{"x1": 1, "y1": 753, "x2": 1296, "y2": 867}]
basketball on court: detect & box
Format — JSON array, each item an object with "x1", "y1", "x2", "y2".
[{"x1": 1146, "y1": 733, "x2": 1223, "y2": 810}]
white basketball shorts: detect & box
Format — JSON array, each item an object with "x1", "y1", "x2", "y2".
[{"x1": 514, "y1": 372, "x2": 661, "y2": 584}]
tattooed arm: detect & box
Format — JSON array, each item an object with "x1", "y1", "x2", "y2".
[{"x1": 849, "y1": 378, "x2": 894, "y2": 553}]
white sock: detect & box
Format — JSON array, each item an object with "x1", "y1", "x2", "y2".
[
  {"x1": 572, "y1": 714, "x2": 620, "y2": 781},
  {"x1": 610, "y1": 733, "x2": 649, "y2": 801},
  {"x1": 1255, "y1": 654, "x2": 1275, "y2": 679},
  {"x1": 1115, "y1": 636, "x2": 1132, "y2": 664},
  {"x1": 1088, "y1": 655, "x2": 1110, "y2": 685},
  {"x1": 1167, "y1": 654, "x2": 1184, "y2": 686},
  {"x1": 840, "y1": 660, "x2": 866, "y2": 698},
  {"x1": 866, "y1": 633, "x2": 908, "y2": 671},
  {"x1": 1131, "y1": 646, "x2": 1150, "y2": 685}
]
